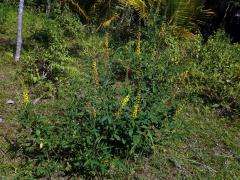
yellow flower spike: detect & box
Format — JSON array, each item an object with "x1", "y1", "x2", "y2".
[
  {"x1": 104, "y1": 32, "x2": 110, "y2": 67},
  {"x1": 23, "y1": 86, "x2": 29, "y2": 108},
  {"x1": 39, "y1": 138, "x2": 44, "y2": 149},
  {"x1": 176, "y1": 103, "x2": 185, "y2": 116},
  {"x1": 121, "y1": 94, "x2": 130, "y2": 107},
  {"x1": 136, "y1": 31, "x2": 141, "y2": 57},
  {"x1": 115, "y1": 94, "x2": 130, "y2": 117},
  {"x1": 132, "y1": 94, "x2": 141, "y2": 120},
  {"x1": 105, "y1": 32, "x2": 109, "y2": 49},
  {"x1": 92, "y1": 60, "x2": 99, "y2": 88}
]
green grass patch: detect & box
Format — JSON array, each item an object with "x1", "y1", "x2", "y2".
[{"x1": 0, "y1": 51, "x2": 21, "y2": 177}]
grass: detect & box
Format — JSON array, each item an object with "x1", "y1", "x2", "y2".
[
  {"x1": 145, "y1": 105, "x2": 240, "y2": 179},
  {"x1": 0, "y1": 51, "x2": 21, "y2": 177}
]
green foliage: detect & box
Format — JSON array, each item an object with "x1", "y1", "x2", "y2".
[
  {"x1": 188, "y1": 31, "x2": 240, "y2": 118},
  {"x1": 0, "y1": 4, "x2": 7, "y2": 25},
  {"x1": 0, "y1": 4, "x2": 16, "y2": 35},
  {"x1": 18, "y1": 11, "x2": 86, "y2": 97},
  {"x1": 20, "y1": 28, "x2": 69, "y2": 97},
  {"x1": 15, "y1": 24, "x2": 193, "y2": 177},
  {"x1": 163, "y1": 0, "x2": 212, "y2": 30}
]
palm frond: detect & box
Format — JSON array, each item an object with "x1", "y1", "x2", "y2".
[
  {"x1": 166, "y1": 0, "x2": 214, "y2": 31},
  {"x1": 69, "y1": 0, "x2": 89, "y2": 20},
  {"x1": 96, "y1": 13, "x2": 120, "y2": 31},
  {"x1": 120, "y1": 0, "x2": 147, "y2": 18}
]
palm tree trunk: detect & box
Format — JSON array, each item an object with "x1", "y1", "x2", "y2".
[{"x1": 15, "y1": 0, "x2": 24, "y2": 62}]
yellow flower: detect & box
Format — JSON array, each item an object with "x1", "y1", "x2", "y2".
[
  {"x1": 92, "y1": 60, "x2": 99, "y2": 88},
  {"x1": 39, "y1": 138, "x2": 44, "y2": 149},
  {"x1": 180, "y1": 70, "x2": 189, "y2": 81},
  {"x1": 92, "y1": 108, "x2": 96, "y2": 119},
  {"x1": 104, "y1": 32, "x2": 110, "y2": 67},
  {"x1": 121, "y1": 94, "x2": 130, "y2": 107},
  {"x1": 132, "y1": 94, "x2": 140, "y2": 119},
  {"x1": 176, "y1": 105, "x2": 184, "y2": 116},
  {"x1": 136, "y1": 31, "x2": 141, "y2": 57},
  {"x1": 40, "y1": 142, "x2": 44, "y2": 149},
  {"x1": 23, "y1": 87, "x2": 29, "y2": 108},
  {"x1": 105, "y1": 32, "x2": 109, "y2": 49},
  {"x1": 115, "y1": 94, "x2": 130, "y2": 117}
]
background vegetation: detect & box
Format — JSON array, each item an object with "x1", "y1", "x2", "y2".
[{"x1": 0, "y1": 0, "x2": 239, "y2": 178}]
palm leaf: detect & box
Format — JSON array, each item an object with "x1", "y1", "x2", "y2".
[
  {"x1": 69, "y1": 0, "x2": 89, "y2": 20},
  {"x1": 120, "y1": 0, "x2": 147, "y2": 18}
]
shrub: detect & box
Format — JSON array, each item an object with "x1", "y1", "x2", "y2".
[
  {"x1": 20, "y1": 12, "x2": 85, "y2": 97},
  {"x1": 20, "y1": 26, "x2": 71, "y2": 97},
  {"x1": 0, "y1": 4, "x2": 7, "y2": 25},
  {"x1": 16, "y1": 27, "x2": 189, "y2": 177},
  {"x1": 188, "y1": 31, "x2": 240, "y2": 118}
]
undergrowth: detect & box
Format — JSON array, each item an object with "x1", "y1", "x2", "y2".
[
  {"x1": 17, "y1": 27, "x2": 191, "y2": 177},
  {"x1": 188, "y1": 31, "x2": 240, "y2": 118}
]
